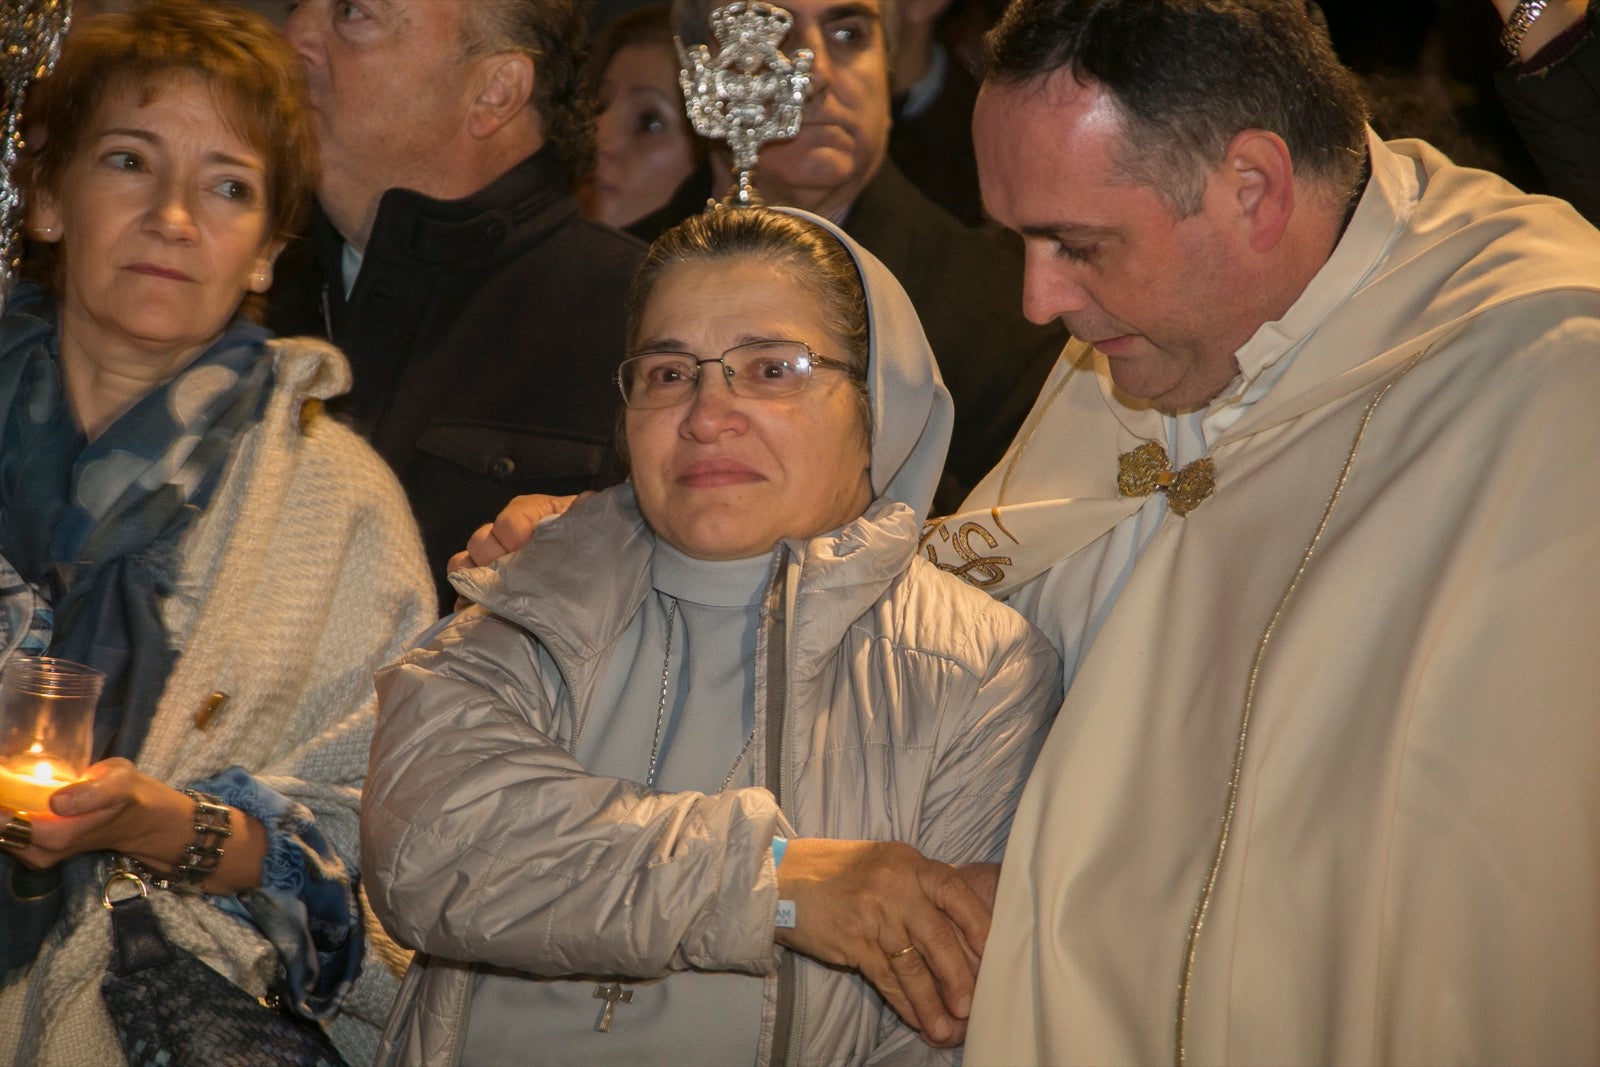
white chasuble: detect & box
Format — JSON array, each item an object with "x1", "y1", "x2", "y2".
[{"x1": 948, "y1": 134, "x2": 1600, "y2": 1065}]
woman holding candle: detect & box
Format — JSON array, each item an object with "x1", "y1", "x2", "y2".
[{"x1": 0, "y1": 2, "x2": 433, "y2": 1063}]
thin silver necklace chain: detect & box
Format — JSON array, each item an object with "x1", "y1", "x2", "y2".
[{"x1": 643, "y1": 595, "x2": 758, "y2": 793}]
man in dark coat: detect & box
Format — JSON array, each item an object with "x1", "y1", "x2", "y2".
[
  {"x1": 272, "y1": 0, "x2": 644, "y2": 608},
  {"x1": 1492, "y1": 0, "x2": 1600, "y2": 226}
]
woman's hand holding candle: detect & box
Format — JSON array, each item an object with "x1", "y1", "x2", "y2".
[{"x1": 2, "y1": 758, "x2": 268, "y2": 893}]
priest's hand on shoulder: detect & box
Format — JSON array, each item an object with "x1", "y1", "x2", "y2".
[
  {"x1": 447, "y1": 492, "x2": 589, "y2": 574},
  {"x1": 774, "y1": 838, "x2": 990, "y2": 1048}
]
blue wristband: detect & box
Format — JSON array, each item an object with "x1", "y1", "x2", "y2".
[{"x1": 771, "y1": 837, "x2": 795, "y2": 928}]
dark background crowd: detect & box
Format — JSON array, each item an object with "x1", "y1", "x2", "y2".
[{"x1": 127, "y1": 0, "x2": 1562, "y2": 204}]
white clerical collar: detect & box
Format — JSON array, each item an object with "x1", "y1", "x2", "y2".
[
  {"x1": 1233, "y1": 130, "x2": 1417, "y2": 387},
  {"x1": 898, "y1": 42, "x2": 949, "y2": 121},
  {"x1": 652, "y1": 540, "x2": 772, "y2": 608},
  {"x1": 1188, "y1": 130, "x2": 1417, "y2": 444},
  {"x1": 340, "y1": 242, "x2": 363, "y2": 299}
]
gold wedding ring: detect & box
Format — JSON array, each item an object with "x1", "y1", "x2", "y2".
[
  {"x1": 885, "y1": 943, "x2": 919, "y2": 961},
  {"x1": 0, "y1": 813, "x2": 33, "y2": 851}
]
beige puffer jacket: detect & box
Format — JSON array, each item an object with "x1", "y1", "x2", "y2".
[{"x1": 363, "y1": 486, "x2": 1059, "y2": 1066}]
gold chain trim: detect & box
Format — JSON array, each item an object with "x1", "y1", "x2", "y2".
[{"x1": 1173, "y1": 352, "x2": 1424, "y2": 1065}]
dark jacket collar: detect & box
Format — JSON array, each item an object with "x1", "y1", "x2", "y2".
[
  {"x1": 625, "y1": 157, "x2": 715, "y2": 244},
  {"x1": 362, "y1": 145, "x2": 574, "y2": 268},
  {"x1": 624, "y1": 158, "x2": 905, "y2": 245}
]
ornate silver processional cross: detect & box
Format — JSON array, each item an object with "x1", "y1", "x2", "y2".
[
  {"x1": 676, "y1": 1, "x2": 815, "y2": 207},
  {"x1": 1, "y1": 0, "x2": 71, "y2": 311}
]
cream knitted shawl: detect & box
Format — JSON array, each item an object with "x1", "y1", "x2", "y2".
[{"x1": 0, "y1": 338, "x2": 436, "y2": 1067}]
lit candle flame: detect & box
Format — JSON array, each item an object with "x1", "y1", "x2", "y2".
[{"x1": 29, "y1": 761, "x2": 56, "y2": 784}]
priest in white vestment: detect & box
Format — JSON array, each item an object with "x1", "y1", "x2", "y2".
[{"x1": 921, "y1": 1, "x2": 1600, "y2": 1063}]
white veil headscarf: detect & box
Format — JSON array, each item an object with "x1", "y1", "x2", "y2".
[{"x1": 772, "y1": 208, "x2": 954, "y2": 523}]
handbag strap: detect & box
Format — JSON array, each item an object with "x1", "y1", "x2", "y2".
[{"x1": 103, "y1": 869, "x2": 175, "y2": 976}]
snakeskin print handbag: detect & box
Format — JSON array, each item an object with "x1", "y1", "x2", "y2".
[{"x1": 99, "y1": 870, "x2": 348, "y2": 1067}]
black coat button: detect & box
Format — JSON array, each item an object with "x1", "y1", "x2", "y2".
[{"x1": 489, "y1": 455, "x2": 516, "y2": 479}]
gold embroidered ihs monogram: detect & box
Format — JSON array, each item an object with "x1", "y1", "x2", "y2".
[
  {"x1": 1117, "y1": 441, "x2": 1216, "y2": 516},
  {"x1": 920, "y1": 513, "x2": 1017, "y2": 589}
]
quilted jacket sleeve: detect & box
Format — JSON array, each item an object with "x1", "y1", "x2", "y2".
[{"x1": 363, "y1": 605, "x2": 789, "y2": 980}]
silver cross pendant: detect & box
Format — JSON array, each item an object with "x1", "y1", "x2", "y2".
[{"x1": 593, "y1": 981, "x2": 634, "y2": 1032}]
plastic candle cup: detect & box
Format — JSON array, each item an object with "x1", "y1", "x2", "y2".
[{"x1": 0, "y1": 657, "x2": 103, "y2": 814}]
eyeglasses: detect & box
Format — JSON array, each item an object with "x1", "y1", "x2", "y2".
[{"x1": 615, "y1": 340, "x2": 863, "y2": 410}]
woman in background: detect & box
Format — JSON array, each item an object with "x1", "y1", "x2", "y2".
[{"x1": 580, "y1": 5, "x2": 703, "y2": 229}]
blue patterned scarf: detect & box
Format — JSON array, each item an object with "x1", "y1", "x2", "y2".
[
  {"x1": 0, "y1": 282, "x2": 272, "y2": 975},
  {"x1": 0, "y1": 553, "x2": 51, "y2": 662},
  {"x1": 0, "y1": 282, "x2": 273, "y2": 757}
]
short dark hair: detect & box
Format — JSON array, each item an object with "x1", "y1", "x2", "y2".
[
  {"x1": 672, "y1": 0, "x2": 900, "y2": 66},
  {"x1": 27, "y1": 0, "x2": 316, "y2": 245},
  {"x1": 464, "y1": 0, "x2": 596, "y2": 186},
  {"x1": 984, "y1": 0, "x2": 1368, "y2": 215},
  {"x1": 619, "y1": 208, "x2": 871, "y2": 460}
]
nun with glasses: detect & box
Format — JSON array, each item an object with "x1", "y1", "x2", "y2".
[{"x1": 364, "y1": 206, "x2": 1059, "y2": 1066}]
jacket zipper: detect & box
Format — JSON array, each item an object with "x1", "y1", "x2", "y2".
[{"x1": 765, "y1": 549, "x2": 801, "y2": 1067}]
